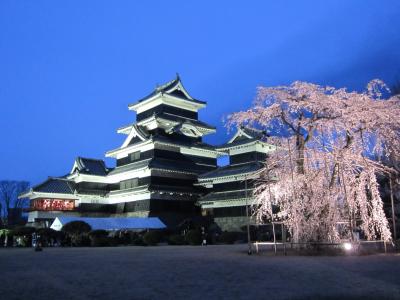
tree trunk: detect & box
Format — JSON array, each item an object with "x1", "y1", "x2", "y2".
[{"x1": 296, "y1": 133, "x2": 306, "y2": 174}]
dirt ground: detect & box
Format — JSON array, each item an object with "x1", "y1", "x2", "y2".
[{"x1": 0, "y1": 245, "x2": 399, "y2": 300}]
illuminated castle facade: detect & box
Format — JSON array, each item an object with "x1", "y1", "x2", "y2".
[{"x1": 21, "y1": 76, "x2": 275, "y2": 230}]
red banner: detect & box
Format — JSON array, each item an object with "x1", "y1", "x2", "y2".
[{"x1": 31, "y1": 198, "x2": 75, "y2": 211}]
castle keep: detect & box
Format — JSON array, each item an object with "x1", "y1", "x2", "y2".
[{"x1": 21, "y1": 76, "x2": 275, "y2": 231}]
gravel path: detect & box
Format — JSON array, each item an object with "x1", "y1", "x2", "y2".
[{"x1": 0, "y1": 245, "x2": 399, "y2": 300}]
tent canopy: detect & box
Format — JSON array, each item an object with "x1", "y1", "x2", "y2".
[{"x1": 50, "y1": 216, "x2": 166, "y2": 231}]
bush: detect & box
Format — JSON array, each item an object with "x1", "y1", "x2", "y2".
[
  {"x1": 109, "y1": 236, "x2": 120, "y2": 246},
  {"x1": 185, "y1": 230, "x2": 202, "y2": 245},
  {"x1": 219, "y1": 232, "x2": 237, "y2": 244},
  {"x1": 72, "y1": 234, "x2": 91, "y2": 247},
  {"x1": 62, "y1": 221, "x2": 91, "y2": 247},
  {"x1": 36, "y1": 228, "x2": 63, "y2": 247},
  {"x1": 37, "y1": 228, "x2": 58, "y2": 238},
  {"x1": 89, "y1": 230, "x2": 110, "y2": 247},
  {"x1": 91, "y1": 237, "x2": 111, "y2": 247},
  {"x1": 89, "y1": 230, "x2": 108, "y2": 239},
  {"x1": 143, "y1": 230, "x2": 162, "y2": 246},
  {"x1": 118, "y1": 231, "x2": 134, "y2": 245},
  {"x1": 132, "y1": 235, "x2": 145, "y2": 246},
  {"x1": 62, "y1": 221, "x2": 91, "y2": 235},
  {"x1": 10, "y1": 227, "x2": 35, "y2": 247},
  {"x1": 10, "y1": 226, "x2": 36, "y2": 236},
  {"x1": 168, "y1": 234, "x2": 186, "y2": 245}
]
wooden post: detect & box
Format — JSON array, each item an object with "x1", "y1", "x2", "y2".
[
  {"x1": 389, "y1": 175, "x2": 397, "y2": 245},
  {"x1": 245, "y1": 177, "x2": 252, "y2": 255},
  {"x1": 282, "y1": 223, "x2": 286, "y2": 255},
  {"x1": 272, "y1": 221, "x2": 277, "y2": 255},
  {"x1": 267, "y1": 181, "x2": 277, "y2": 255}
]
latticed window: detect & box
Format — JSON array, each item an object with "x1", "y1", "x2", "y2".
[
  {"x1": 120, "y1": 178, "x2": 139, "y2": 190},
  {"x1": 129, "y1": 151, "x2": 140, "y2": 162}
]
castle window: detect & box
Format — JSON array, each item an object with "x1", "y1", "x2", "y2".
[
  {"x1": 129, "y1": 151, "x2": 140, "y2": 162},
  {"x1": 120, "y1": 178, "x2": 139, "y2": 190}
]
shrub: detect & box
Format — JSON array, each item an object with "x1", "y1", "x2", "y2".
[
  {"x1": 168, "y1": 234, "x2": 186, "y2": 245},
  {"x1": 0, "y1": 229, "x2": 11, "y2": 246},
  {"x1": 37, "y1": 228, "x2": 58, "y2": 238},
  {"x1": 89, "y1": 230, "x2": 110, "y2": 247},
  {"x1": 118, "y1": 231, "x2": 134, "y2": 245},
  {"x1": 109, "y1": 236, "x2": 120, "y2": 246},
  {"x1": 10, "y1": 226, "x2": 36, "y2": 236},
  {"x1": 62, "y1": 221, "x2": 91, "y2": 247},
  {"x1": 132, "y1": 235, "x2": 145, "y2": 246},
  {"x1": 91, "y1": 237, "x2": 111, "y2": 247},
  {"x1": 219, "y1": 232, "x2": 237, "y2": 244},
  {"x1": 143, "y1": 230, "x2": 161, "y2": 246},
  {"x1": 62, "y1": 221, "x2": 91, "y2": 235},
  {"x1": 72, "y1": 234, "x2": 91, "y2": 247},
  {"x1": 185, "y1": 230, "x2": 202, "y2": 245},
  {"x1": 89, "y1": 230, "x2": 108, "y2": 239},
  {"x1": 11, "y1": 227, "x2": 35, "y2": 247},
  {"x1": 36, "y1": 228, "x2": 63, "y2": 247}
]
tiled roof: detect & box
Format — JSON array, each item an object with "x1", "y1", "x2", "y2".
[
  {"x1": 74, "y1": 157, "x2": 109, "y2": 176},
  {"x1": 117, "y1": 124, "x2": 150, "y2": 137},
  {"x1": 136, "y1": 113, "x2": 215, "y2": 135},
  {"x1": 198, "y1": 162, "x2": 264, "y2": 180},
  {"x1": 149, "y1": 158, "x2": 212, "y2": 174},
  {"x1": 199, "y1": 190, "x2": 252, "y2": 202},
  {"x1": 216, "y1": 126, "x2": 268, "y2": 149},
  {"x1": 138, "y1": 76, "x2": 181, "y2": 102},
  {"x1": 152, "y1": 134, "x2": 216, "y2": 151},
  {"x1": 33, "y1": 178, "x2": 76, "y2": 194},
  {"x1": 158, "y1": 113, "x2": 215, "y2": 130},
  {"x1": 215, "y1": 138, "x2": 258, "y2": 150},
  {"x1": 129, "y1": 75, "x2": 206, "y2": 106},
  {"x1": 182, "y1": 119, "x2": 215, "y2": 130},
  {"x1": 134, "y1": 124, "x2": 150, "y2": 139},
  {"x1": 108, "y1": 159, "x2": 151, "y2": 175},
  {"x1": 149, "y1": 184, "x2": 202, "y2": 194},
  {"x1": 110, "y1": 155, "x2": 214, "y2": 176},
  {"x1": 241, "y1": 126, "x2": 268, "y2": 140}
]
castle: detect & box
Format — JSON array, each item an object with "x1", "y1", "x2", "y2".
[{"x1": 21, "y1": 76, "x2": 275, "y2": 231}]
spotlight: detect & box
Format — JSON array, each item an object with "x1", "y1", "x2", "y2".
[{"x1": 343, "y1": 242, "x2": 352, "y2": 251}]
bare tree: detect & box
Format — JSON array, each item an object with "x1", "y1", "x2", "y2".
[{"x1": 0, "y1": 180, "x2": 30, "y2": 225}]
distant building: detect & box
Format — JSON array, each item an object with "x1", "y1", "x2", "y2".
[{"x1": 20, "y1": 76, "x2": 275, "y2": 231}]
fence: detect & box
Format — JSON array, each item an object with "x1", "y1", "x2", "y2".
[{"x1": 252, "y1": 240, "x2": 393, "y2": 255}]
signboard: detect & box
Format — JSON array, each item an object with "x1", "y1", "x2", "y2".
[{"x1": 32, "y1": 198, "x2": 75, "y2": 211}]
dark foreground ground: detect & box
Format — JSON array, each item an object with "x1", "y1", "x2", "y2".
[{"x1": 0, "y1": 245, "x2": 399, "y2": 300}]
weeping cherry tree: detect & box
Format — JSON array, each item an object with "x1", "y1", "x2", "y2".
[{"x1": 228, "y1": 80, "x2": 400, "y2": 244}]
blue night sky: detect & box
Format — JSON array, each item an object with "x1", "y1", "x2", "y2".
[{"x1": 1, "y1": 1, "x2": 399, "y2": 185}]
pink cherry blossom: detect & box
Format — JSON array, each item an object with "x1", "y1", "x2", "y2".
[{"x1": 228, "y1": 80, "x2": 399, "y2": 243}]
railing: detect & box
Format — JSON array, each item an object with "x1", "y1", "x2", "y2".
[
  {"x1": 252, "y1": 240, "x2": 392, "y2": 255},
  {"x1": 108, "y1": 185, "x2": 149, "y2": 195},
  {"x1": 78, "y1": 189, "x2": 108, "y2": 196},
  {"x1": 201, "y1": 190, "x2": 250, "y2": 201}
]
